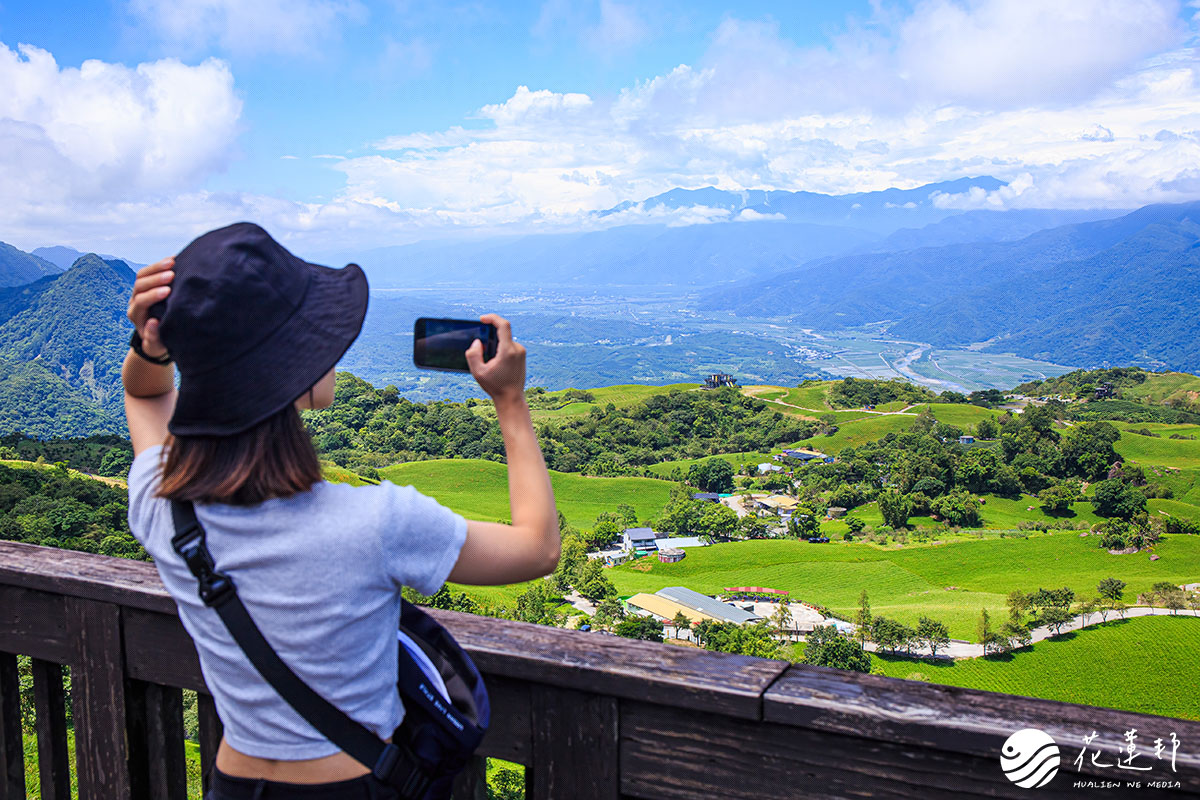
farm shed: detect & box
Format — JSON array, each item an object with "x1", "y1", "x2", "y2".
[{"x1": 656, "y1": 586, "x2": 763, "y2": 625}]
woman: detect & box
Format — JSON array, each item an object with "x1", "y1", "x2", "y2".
[{"x1": 123, "y1": 222, "x2": 560, "y2": 798}]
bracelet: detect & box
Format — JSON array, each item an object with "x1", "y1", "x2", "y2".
[{"x1": 129, "y1": 330, "x2": 173, "y2": 365}]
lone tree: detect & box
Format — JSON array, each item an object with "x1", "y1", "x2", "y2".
[
  {"x1": 877, "y1": 489, "x2": 910, "y2": 530},
  {"x1": 854, "y1": 589, "x2": 873, "y2": 646},
  {"x1": 1040, "y1": 606, "x2": 1074, "y2": 636},
  {"x1": 770, "y1": 599, "x2": 794, "y2": 641},
  {"x1": 1006, "y1": 589, "x2": 1031, "y2": 624},
  {"x1": 802, "y1": 625, "x2": 871, "y2": 673},
  {"x1": 672, "y1": 611, "x2": 692, "y2": 640},
  {"x1": 977, "y1": 608, "x2": 993, "y2": 652},
  {"x1": 916, "y1": 616, "x2": 950, "y2": 657},
  {"x1": 1098, "y1": 577, "x2": 1125, "y2": 613}
]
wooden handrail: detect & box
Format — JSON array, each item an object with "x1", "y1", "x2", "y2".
[{"x1": 1, "y1": 539, "x2": 1198, "y2": 799}]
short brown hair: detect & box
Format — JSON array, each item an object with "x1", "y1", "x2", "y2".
[{"x1": 156, "y1": 403, "x2": 322, "y2": 505}]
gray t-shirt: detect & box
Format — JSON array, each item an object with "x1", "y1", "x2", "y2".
[{"x1": 127, "y1": 444, "x2": 468, "y2": 760}]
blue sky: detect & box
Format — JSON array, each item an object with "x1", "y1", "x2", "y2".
[{"x1": 1, "y1": 1, "x2": 1199, "y2": 259}]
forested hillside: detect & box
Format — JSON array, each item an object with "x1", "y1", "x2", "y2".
[
  {"x1": 0, "y1": 254, "x2": 133, "y2": 434},
  {"x1": 0, "y1": 241, "x2": 61, "y2": 288}
]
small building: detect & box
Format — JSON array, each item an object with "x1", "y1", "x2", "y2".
[
  {"x1": 826, "y1": 506, "x2": 846, "y2": 519},
  {"x1": 704, "y1": 373, "x2": 738, "y2": 389},
  {"x1": 657, "y1": 547, "x2": 685, "y2": 563},
  {"x1": 958, "y1": 435, "x2": 975, "y2": 445},
  {"x1": 757, "y1": 463, "x2": 783, "y2": 474},
  {"x1": 1095, "y1": 383, "x2": 1115, "y2": 400},
  {"x1": 780, "y1": 449, "x2": 834, "y2": 465},
  {"x1": 653, "y1": 536, "x2": 709, "y2": 549},
  {"x1": 621, "y1": 527, "x2": 660, "y2": 555},
  {"x1": 755, "y1": 495, "x2": 800, "y2": 515},
  {"x1": 655, "y1": 586, "x2": 763, "y2": 625},
  {"x1": 624, "y1": 593, "x2": 715, "y2": 625},
  {"x1": 691, "y1": 492, "x2": 722, "y2": 503}
]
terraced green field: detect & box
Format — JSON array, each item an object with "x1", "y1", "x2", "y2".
[
  {"x1": 377, "y1": 458, "x2": 673, "y2": 529},
  {"x1": 905, "y1": 402, "x2": 1004, "y2": 428},
  {"x1": 607, "y1": 533, "x2": 1200, "y2": 640},
  {"x1": 1120, "y1": 372, "x2": 1200, "y2": 405},
  {"x1": 874, "y1": 616, "x2": 1200, "y2": 721},
  {"x1": 790, "y1": 415, "x2": 917, "y2": 452},
  {"x1": 1116, "y1": 428, "x2": 1200, "y2": 469},
  {"x1": 644, "y1": 451, "x2": 781, "y2": 477}
]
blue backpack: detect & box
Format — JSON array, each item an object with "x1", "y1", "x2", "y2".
[{"x1": 170, "y1": 499, "x2": 490, "y2": 799}]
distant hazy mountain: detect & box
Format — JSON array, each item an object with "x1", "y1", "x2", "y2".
[
  {"x1": 600, "y1": 176, "x2": 1006, "y2": 234},
  {"x1": 865, "y1": 208, "x2": 1128, "y2": 253},
  {"x1": 888, "y1": 216, "x2": 1200, "y2": 370},
  {"x1": 704, "y1": 201, "x2": 1200, "y2": 371},
  {"x1": 355, "y1": 220, "x2": 880, "y2": 289},
  {"x1": 33, "y1": 245, "x2": 141, "y2": 272},
  {"x1": 0, "y1": 253, "x2": 135, "y2": 429},
  {"x1": 0, "y1": 241, "x2": 62, "y2": 288}
]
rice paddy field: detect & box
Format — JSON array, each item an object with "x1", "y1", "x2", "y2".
[
  {"x1": 872, "y1": 616, "x2": 1200, "y2": 722},
  {"x1": 606, "y1": 533, "x2": 1200, "y2": 641}
]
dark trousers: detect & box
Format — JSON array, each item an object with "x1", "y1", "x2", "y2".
[{"x1": 206, "y1": 767, "x2": 399, "y2": 799}]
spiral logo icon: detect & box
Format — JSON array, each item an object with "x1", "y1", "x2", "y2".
[{"x1": 1000, "y1": 728, "x2": 1060, "y2": 789}]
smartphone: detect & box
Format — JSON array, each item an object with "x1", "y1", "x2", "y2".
[{"x1": 413, "y1": 317, "x2": 498, "y2": 373}]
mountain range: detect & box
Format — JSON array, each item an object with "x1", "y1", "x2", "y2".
[{"x1": 3, "y1": 177, "x2": 1200, "y2": 436}]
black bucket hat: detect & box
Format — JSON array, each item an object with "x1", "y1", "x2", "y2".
[{"x1": 151, "y1": 222, "x2": 369, "y2": 436}]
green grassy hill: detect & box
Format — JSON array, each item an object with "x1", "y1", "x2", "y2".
[
  {"x1": 376, "y1": 458, "x2": 673, "y2": 529},
  {"x1": 1120, "y1": 371, "x2": 1200, "y2": 405},
  {"x1": 873, "y1": 615, "x2": 1200, "y2": 721},
  {"x1": 607, "y1": 533, "x2": 1200, "y2": 641}
]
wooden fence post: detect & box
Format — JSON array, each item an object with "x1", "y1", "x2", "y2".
[
  {"x1": 528, "y1": 686, "x2": 618, "y2": 800},
  {"x1": 0, "y1": 652, "x2": 25, "y2": 800},
  {"x1": 67, "y1": 598, "x2": 130, "y2": 799},
  {"x1": 31, "y1": 660, "x2": 70, "y2": 800}
]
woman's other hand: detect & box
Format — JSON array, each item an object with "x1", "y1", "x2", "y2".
[
  {"x1": 126, "y1": 257, "x2": 174, "y2": 359},
  {"x1": 465, "y1": 313, "x2": 525, "y2": 406}
]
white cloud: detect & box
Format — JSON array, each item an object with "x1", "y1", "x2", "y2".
[
  {"x1": 0, "y1": 43, "x2": 240, "y2": 203},
  {"x1": 737, "y1": 209, "x2": 786, "y2": 221},
  {"x1": 532, "y1": 0, "x2": 648, "y2": 55},
  {"x1": 127, "y1": 0, "x2": 367, "y2": 56}
]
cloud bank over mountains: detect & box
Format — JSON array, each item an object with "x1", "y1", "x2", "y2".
[{"x1": 2, "y1": 0, "x2": 1200, "y2": 258}]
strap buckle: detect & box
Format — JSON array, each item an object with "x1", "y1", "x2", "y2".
[
  {"x1": 173, "y1": 521, "x2": 236, "y2": 607},
  {"x1": 373, "y1": 743, "x2": 432, "y2": 798}
]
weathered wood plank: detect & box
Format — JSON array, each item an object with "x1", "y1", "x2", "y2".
[
  {"x1": 450, "y1": 755, "x2": 488, "y2": 800},
  {"x1": 763, "y1": 663, "x2": 1200, "y2": 783},
  {"x1": 477, "y1": 674, "x2": 532, "y2": 765},
  {"x1": 619, "y1": 700, "x2": 1199, "y2": 799},
  {"x1": 426, "y1": 608, "x2": 787, "y2": 720},
  {"x1": 123, "y1": 607, "x2": 206, "y2": 691},
  {"x1": 31, "y1": 660, "x2": 70, "y2": 800},
  {"x1": 145, "y1": 684, "x2": 187, "y2": 800},
  {"x1": 67, "y1": 597, "x2": 131, "y2": 798},
  {"x1": 0, "y1": 652, "x2": 25, "y2": 800},
  {"x1": 0, "y1": 587, "x2": 70, "y2": 664},
  {"x1": 197, "y1": 693, "x2": 222, "y2": 796},
  {"x1": 529, "y1": 686, "x2": 618, "y2": 800},
  {"x1": 0, "y1": 542, "x2": 173, "y2": 614}
]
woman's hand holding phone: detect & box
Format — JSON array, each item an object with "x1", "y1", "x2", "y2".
[{"x1": 465, "y1": 313, "x2": 525, "y2": 406}]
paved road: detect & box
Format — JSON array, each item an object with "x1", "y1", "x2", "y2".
[{"x1": 835, "y1": 607, "x2": 1200, "y2": 661}]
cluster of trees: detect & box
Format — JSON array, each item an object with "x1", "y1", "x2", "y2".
[
  {"x1": 827, "y1": 377, "x2": 935, "y2": 409},
  {"x1": 1015, "y1": 367, "x2": 1148, "y2": 400},
  {"x1": 792, "y1": 404, "x2": 1141, "y2": 530},
  {"x1": 0, "y1": 432, "x2": 132, "y2": 477},
  {"x1": 304, "y1": 374, "x2": 810, "y2": 477},
  {"x1": 0, "y1": 461, "x2": 144, "y2": 559},
  {"x1": 852, "y1": 591, "x2": 950, "y2": 657}
]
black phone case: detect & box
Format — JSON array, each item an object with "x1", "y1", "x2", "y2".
[{"x1": 413, "y1": 318, "x2": 498, "y2": 373}]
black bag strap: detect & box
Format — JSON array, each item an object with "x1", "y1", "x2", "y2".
[{"x1": 169, "y1": 499, "x2": 431, "y2": 798}]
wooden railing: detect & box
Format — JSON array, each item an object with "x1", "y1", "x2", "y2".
[{"x1": 1, "y1": 539, "x2": 1198, "y2": 799}]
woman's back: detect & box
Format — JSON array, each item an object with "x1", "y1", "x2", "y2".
[{"x1": 128, "y1": 444, "x2": 468, "y2": 760}]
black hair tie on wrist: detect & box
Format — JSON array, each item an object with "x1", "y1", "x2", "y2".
[{"x1": 129, "y1": 329, "x2": 174, "y2": 365}]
